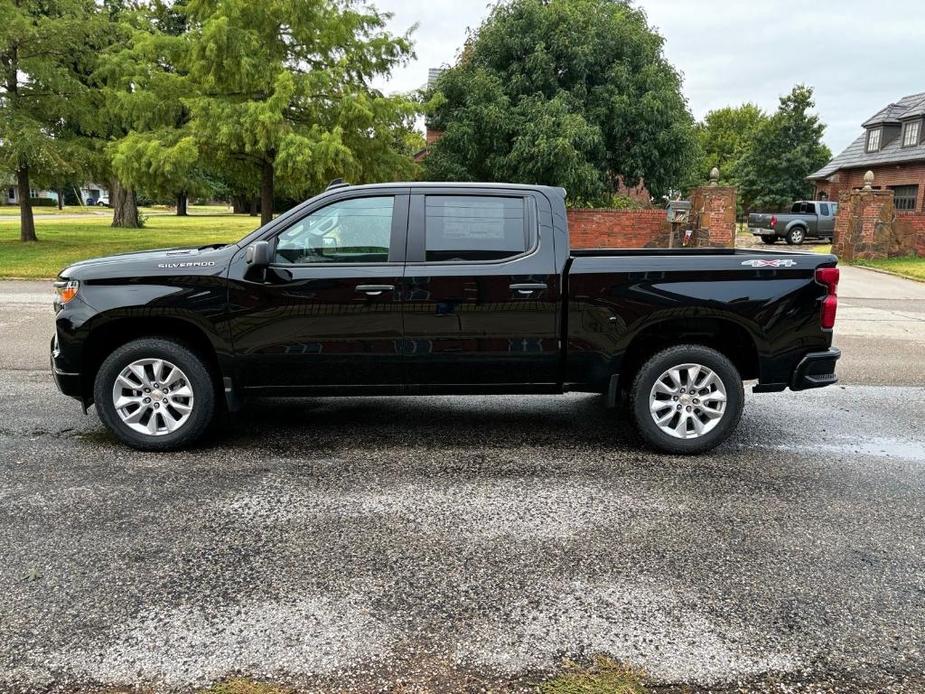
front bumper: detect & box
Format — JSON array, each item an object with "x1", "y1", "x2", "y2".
[
  {"x1": 790, "y1": 347, "x2": 840, "y2": 391},
  {"x1": 50, "y1": 335, "x2": 82, "y2": 399}
]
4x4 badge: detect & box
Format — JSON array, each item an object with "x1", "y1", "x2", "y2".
[{"x1": 741, "y1": 259, "x2": 798, "y2": 268}]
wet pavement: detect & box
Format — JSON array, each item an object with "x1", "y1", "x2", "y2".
[
  {"x1": 1, "y1": 271, "x2": 924, "y2": 692},
  {"x1": 0, "y1": 371, "x2": 923, "y2": 692}
]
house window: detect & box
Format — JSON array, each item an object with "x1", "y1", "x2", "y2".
[
  {"x1": 890, "y1": 185, "x2": 919, "y2": 211},
  {"x1": 867, "y1": 128, "x2": 881, "y2": 152},
  {"x1": 902, "y1": 120, "x2": 921, "y2": 147}
]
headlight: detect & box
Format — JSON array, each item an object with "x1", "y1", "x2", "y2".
[{"x1": 54, "y1": 279, "x2": 79, "y2": 306}]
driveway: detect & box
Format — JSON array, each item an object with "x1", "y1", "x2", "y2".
[{"x1": 0, "y1": 268, "x2": 923, "y2": 692}]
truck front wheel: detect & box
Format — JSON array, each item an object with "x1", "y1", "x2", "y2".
[
  {"x1": 93, "y1": 338, "x2": 216, "y2": 451},
  {"x1": 629, "y1": 345, "x2": 744, "y2": 455}
]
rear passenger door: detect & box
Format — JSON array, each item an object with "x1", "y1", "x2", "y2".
[{"x1": 402, "y1": 189, "x2": 560, "y2": 387}]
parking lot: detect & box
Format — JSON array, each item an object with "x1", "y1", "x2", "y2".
[{"x1": 1, "y1": 266, "x2": 924, "y2": 692}]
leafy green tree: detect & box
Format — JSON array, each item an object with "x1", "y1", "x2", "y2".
[
  {"x1": 689, "y1": 103, "x2": 767, "y2": 186},
  {"x1": 0, "y1": 0, "x2": 109, "y2": 240},
  {"x1": 424, "y1": 0, "x2": 697, "y2": 203},
  {"x1": 734, "y1": 85, "x2": 831, "y2": 212},
  {"x1": 171, "y1": 0, "x2": 419, "y2": 225}
]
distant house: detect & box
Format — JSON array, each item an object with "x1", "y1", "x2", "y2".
[
  {"x1": 810, "y1": 91, "x2": 925, "y2": 212},
  {"x1": 2, "y1": 179, "x2": 109, "y2": 206}
]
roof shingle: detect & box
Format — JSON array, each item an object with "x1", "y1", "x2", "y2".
[{"x1": 810, "y1": 91, "x2": 925, "y2": 179}]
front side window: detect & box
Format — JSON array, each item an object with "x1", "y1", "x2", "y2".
[
  {"x1": 890, "y1": 185, "x2": 919, "y2": 211},
  {"x1": 274, "y1": 196, "x2": 394, "y2": 264},
  {"x1": 819, "y1": 203, "x2": 829, "y2": 216},
  {"x1": 867, "y1": 128, "x2": 881, "y2": 152},
  {"x1": 424, "y1": 195, "x2": 527, "y2": 262},
  {"x1": 902, "y1": 120, "x2": 921, "y2": 147}
]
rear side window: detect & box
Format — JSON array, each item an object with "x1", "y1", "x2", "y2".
[
  {"x1": 804, "y1": 203, "x2": 816, "y2": 214},
  {"x1": 424, "y1": 196, "x2": 527, "y2": 262},
  {"x1": 791, "y1": 203, "x2": 803, "y2": 213}
]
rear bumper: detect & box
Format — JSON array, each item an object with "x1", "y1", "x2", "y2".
[
  {"x1": 750, "y1": 227, "x2": 777, "y2": 236},
  {"x1": 790, "y1": 347, "x2": 840, "y2": 391}
]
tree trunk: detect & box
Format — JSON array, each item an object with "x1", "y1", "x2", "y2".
[
  {"x1": 176, "y1": 192, "x2": 188, "y2": 216},
  {"x1": 57, "y1": 188, "x2": 64, "y2": 210},
  {"x1": 231, "y1": 195, "x2": 247, "y2": 214},
  {"x1": 17, "y1": 164, "x2": 37, "y2": 242},
  {"x1": 249, "y1": 197, "x2": 258, "y2": 217},
  {"x1": 260, "y1": 159, "x2": 274, "y2": 226},
  {"x1": 111, "y1": 179, "x2": 141, "y2": 228}
]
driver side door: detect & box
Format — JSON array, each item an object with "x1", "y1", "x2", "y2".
[{"x1": 229, "y1": 190, "x2": 409, "y2": 392}]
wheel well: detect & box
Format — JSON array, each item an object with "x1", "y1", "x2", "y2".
[
  {"x1": 621, "y1": 317, "x2": 759, "y2": 389},
  {"x1": 81, "y1": 317, "x2": 222, "y2": 402}
]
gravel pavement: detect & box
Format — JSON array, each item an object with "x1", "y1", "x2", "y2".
[
  {"x1": 1, "y1": 372, "x2": 923, "y2": 692},
  {"x1": 1, "y1": 269, "x2": 924, "y2": 692}
]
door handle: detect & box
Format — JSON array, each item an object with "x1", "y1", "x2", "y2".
[
  {"x1": 510, "y1": 282, "x2": 547, "y2": 295},
  {"x1": 355, "y1": 284, "x2": 395, "y2": 296}
]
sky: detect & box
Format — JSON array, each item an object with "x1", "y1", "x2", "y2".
[{"x1": 371, "y1": 0, "x2": 925, "y2": 156}]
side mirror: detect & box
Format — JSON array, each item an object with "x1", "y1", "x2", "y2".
[{"x1": 245, "y1": 240, "x2": 272, "y2": 268}]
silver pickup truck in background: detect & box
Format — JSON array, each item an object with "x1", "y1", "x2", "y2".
[{"x1": 748, "y1": 200, "x2": 838, "y2": 245}]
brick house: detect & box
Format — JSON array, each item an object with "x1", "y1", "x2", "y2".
[{"x1": 810, "y1": 91, "x2": 925, "y2": 212}]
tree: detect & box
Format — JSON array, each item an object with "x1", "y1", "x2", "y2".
[
  {"x1": 423, "y1": 0, "x2": 697, "y2": 203},
  {"x1": 171, "y1": 0, "x2": 419, "y2": 225},
  {"x1": 734, "y1": 85, "x2": 832, "y2": 212},
  {"x1": 689, "y1": 103, "x2": 767, "y2": 186},
  {"x1": 0, "y1": 0, "x2": 108, "y2": 240}
]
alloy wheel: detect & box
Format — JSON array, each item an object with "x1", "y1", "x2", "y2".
[
  {"x1": 648, "y1": 363, "x2": 727, "y2": 439},
  {"x1": 111, "y1": 358, "x2": 195, "y2": 436}
]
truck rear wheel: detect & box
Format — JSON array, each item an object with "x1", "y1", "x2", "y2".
[
  {"x1": 629, "y1": 345, "x2": 744, "y2": 455},
  {"x1": 785, "y1": 227, "x2": 806, "y2": 245},
  {"x1": 93, "y1": 338, "x2": 216, "y2": 451}
]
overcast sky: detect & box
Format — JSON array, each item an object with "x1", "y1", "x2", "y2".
[{"x1": 372, "y1": 0, "x2": 925, "y2": 156}]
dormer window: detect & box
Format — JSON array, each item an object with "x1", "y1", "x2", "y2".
[
  {"x1": 867, "y1": 128, "x2": 881, "y2": 152},
  {"x1": 902, "y1": 120, "x2": 921, "y2": 147}
]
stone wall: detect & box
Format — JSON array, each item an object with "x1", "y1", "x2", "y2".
[
  {"x1": 832, "y1": 187, "x2": 916, "y2": 261},
  {"x1": 895, "y1": 213, "x2": 925, "y2": 257}
]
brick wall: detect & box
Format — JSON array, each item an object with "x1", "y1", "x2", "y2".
[
  {"x1": 567, "y1": 208, "x2": 670, "y2": 248},
  {"x1": 566, "y1": 185, "x2": 738, "y2": 250},
  {"x1": 815, "y1": 163, "x2": 925, "y2": 211}
]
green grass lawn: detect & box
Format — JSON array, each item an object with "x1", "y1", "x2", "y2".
[
  {"x1": 0, "y1": 213, "x2": 258, "y2": 278},
  {"x1": 854, "y1": 255, "x2": 925, "y2": 281}
]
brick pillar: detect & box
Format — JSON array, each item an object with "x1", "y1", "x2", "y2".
[
  {"x1": 832, "y1": 171, "x2": 913, "y2": 261},
  {"x1": 686, "y1": 173, "x2": 737, "y2": 248}
]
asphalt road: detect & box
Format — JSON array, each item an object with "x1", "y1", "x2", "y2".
[{"x1": 0, "y1": 267, "x2": 924, "y2": 692}]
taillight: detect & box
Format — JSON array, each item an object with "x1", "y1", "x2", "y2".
[
  {"x1": 816, "y1": 267, "x2": 839, "y2": 329},
  {"x1": 770, "y1": 215, "x2": 777, "y2": 229}
]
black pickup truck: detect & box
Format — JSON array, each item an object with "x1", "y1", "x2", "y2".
[{"x1": 51, "y1": 182, "x2": 841, "y2": 454}]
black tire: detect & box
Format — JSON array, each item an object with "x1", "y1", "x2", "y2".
[
  {"x1": 94, "y1": 338, "x2": 216, "y2": 451},
  {"x1": 760, "y1": 235, "x2": 777, "y2": 244},
  {"x1": 785, "y1": 227, "x2": 806, "y2": 245},
  {"x1": 629, "y1": 344, "x2": 744, "y2": 455}
]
